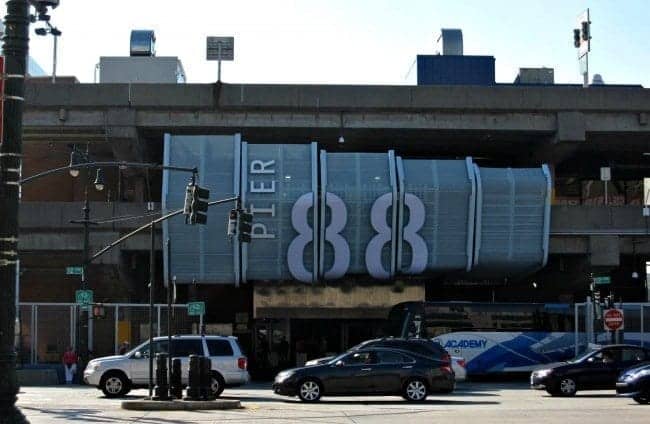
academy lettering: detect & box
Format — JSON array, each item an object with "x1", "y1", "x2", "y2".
[{"x1": 443, "y1": 339, "x2": 488, "y2": 349}]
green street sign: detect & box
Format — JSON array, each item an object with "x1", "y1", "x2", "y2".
[
  {"x1": 188, "y1": 301, "x2": 205, "y2": 316},
  {"x1": 75, "y1": 289, "x2": 93, "y2": 306},
  {"x1": 66, "y1": 266, "x2": 83, "y2": 276},
  {"x1": 594, "y1": 276, "x2": 611, "y2": 286}
]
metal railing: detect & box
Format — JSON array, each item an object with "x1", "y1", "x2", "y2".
[
  {"x1": 574, "y1": 301, "x2": 650, "y2": 356},
  {"x1": 16, "y1": 302, "x2": 198, "y2": 365}
]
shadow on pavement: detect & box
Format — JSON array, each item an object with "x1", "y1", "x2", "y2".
[
  {"x1": 21, "y1": 406, "x2": 205, "y2": 424},
  {"x1": 280, "y1": 399, "x2": 501, "y2": 406}
]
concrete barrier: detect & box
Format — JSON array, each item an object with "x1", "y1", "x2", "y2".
[{"x1": 121, "y1": 399, "x2": 241, "y2": 411}]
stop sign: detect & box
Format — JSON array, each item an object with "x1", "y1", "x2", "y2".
[{"x1": 603, "y1": 308, "x2": 624, "y2": 331}]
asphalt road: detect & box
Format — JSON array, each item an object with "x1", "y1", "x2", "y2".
[{"x1": 16, "y1": 381, "x2": 650, "y2": 423}]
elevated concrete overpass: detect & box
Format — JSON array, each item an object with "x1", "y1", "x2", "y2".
[{"x1": 23, "y1": 83, "x2": 650, "y2": 164}]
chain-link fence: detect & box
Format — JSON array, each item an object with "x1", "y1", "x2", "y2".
[{"x1": 17, "y1": 303, "x2": 194, "y2": 365}]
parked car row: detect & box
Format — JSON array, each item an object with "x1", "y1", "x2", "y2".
[
  {"x1": 530, "y1": 344, "x2": 650, "y2": 404},
  {"x1": 83, "y1": 335, "x2": 465, "y2": 402},
  {"x1": 83, "y1": 335, "x2": 650, "y2": 405}
]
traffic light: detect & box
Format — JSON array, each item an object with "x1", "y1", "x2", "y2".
[
  {"x1": 227, "y1": 209, "x2": 237, "y2": 239},
  {"x1": 184, "y1": 183, "x2": 210, "y2": 225},
  {"x1": 573, "y1": 28, "x2": 581, "y2": 48},
  {"x1": 183, "y1": 184, "x2": 193, "y2": 215},
  {"x1": 238, "y1": 210, "x2": 253, "y2": 243},
  {"x1": 581, "y1": 20, "x2": 590, "y2": 41},
  {"x1": 92, "y1": 303, "x2": 106, "y2": 319}
]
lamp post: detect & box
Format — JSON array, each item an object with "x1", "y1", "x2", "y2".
[
  {"x1": 34, "y1": 21, "x2": 61, "y2": 84},
  {"x1": 0, "y1": 1, "x2": 30, "y2": 422}
]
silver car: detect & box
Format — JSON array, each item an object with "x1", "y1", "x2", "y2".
[{"x1": 84, "y1": 335, "x2": 250, "y2": 397}]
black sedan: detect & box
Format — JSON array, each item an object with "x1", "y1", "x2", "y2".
[
  {"x1": 617, "y1": 363, "x2": 650, "y2": 404},
  {"x1": 272, "y1": 347, "x2": 455, "y2": 402},
  {"x1": 530, "y1": 344, "x2": 650, "y2": 396}
]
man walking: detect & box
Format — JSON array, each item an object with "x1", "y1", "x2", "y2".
[{"x1": 62, "y1": 346, "x2": 78, "y2": 384}]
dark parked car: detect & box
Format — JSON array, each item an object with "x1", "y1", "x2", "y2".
[
  {"x1": 617, "y1": 363, "x2": 650, "y2": 404},
  {"x1": 304, "y1": 338, "x2": 454, "y2": 392},
  {"x1": 530, "y1": 344, "x2": 650, "y2": 396},
  {"x1": 273, "y1": 347, "x2": 455, "y2": 402},
  {"x1": 307, "y1": 338, "x2": 450, "y2": 364}
]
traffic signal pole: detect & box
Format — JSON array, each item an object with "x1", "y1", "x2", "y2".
[{"x1": 0, "y1": 1, "x2": 30, "y2": 422}]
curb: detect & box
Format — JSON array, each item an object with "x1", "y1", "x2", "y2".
[{"x1": 121, "y1": 399, "x2": 241, "y2": 411}]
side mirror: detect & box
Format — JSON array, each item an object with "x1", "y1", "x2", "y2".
[
  {"x1": 335, "y1": 360, "x2": 344, "y2": 367},
  {"x1": 587, "y1": 357, "x2": 595, "y2": 363},
  {"x1": 134, "y1": 351, "x2": 142, "y2": 359}
]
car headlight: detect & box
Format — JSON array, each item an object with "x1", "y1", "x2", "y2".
[
  {"x1": 275, "y1": 371, "x2": 295, "y2": 382},
  {"x1": 535, "y1": 369, "x2": 553, "y2": 377},
  {"x1": 85, "y1": 363, "x2": 100, "y2": 373}
]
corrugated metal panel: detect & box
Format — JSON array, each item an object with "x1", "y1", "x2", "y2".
[
  {"x1": 319, "y1": 152, "x2": 397, "y2": 279},
  {"x1": 473, "y1": 166, "x2": 551, "y2": 274},
  {"x1": 396, "y1": 157, "x2": 475, "y2": 274},
  {"x1": 241, "y1": 143, "x2": 318, "y2": 283},
  {"x1": 417, "y1": 55, "x2": 495, "y2": 86},
  {"x1": 162, "y1": 134, "x2": 240, "y2": 284}
]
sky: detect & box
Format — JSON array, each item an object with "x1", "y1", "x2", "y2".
[{"x1": 2, "y1": 0, "x2": 649, "y2": 86}]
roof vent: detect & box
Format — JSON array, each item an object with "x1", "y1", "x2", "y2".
[
  {"x1": 592, "y1": 74, "x2": 605, "y2": 85},
  {"x1": 436, "y1": 29, "x2": 463, "y2": 55},
  {"x1": 130, "y1": 30, "x2": 156, "y2": 57}
]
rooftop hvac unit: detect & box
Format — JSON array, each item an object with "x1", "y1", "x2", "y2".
[
  {"x1": 130, "y1": 30, "x2": 156, "y2": 57},
  {"x1": 436, "y1": 29, "x2": 463, "y2": 55}
]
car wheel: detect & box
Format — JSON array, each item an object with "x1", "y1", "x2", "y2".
[
  {"x1": 633, "y1": 393, "x2": 650, "y2": 404},
  {"x1": 210, "y1": 372, "x2": 226, "y2": 398},
  {"x1": 558, "y1": 377, "x2": 577, "y2": 397},
  {"x1": 100, "y1": 372, "x2": 130, "y2": 398},
  {"x1": 404, "y1": 379, "x2": 428, "y2": 402},
  {"x1": 298, "y1": 379, "x2": 322, "y2": 402}
]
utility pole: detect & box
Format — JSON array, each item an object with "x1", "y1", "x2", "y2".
[
  {"x1": 0, "y1": 1, "x2": 30, "y2": 422},
  {"x1": 70, "y1": 188, "x2": 98, "y2": 365}
]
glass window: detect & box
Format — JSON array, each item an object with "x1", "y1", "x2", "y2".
[
  {"x1": 172, "y1": 339, "x2": 204, "y2": 357},
  {"x1": 207, "y1": 339, "x2": 233, "y2": 356},
  {"x1": 136, "y1": 340, "x2": 169, "y2": 357},
  {"x1": 377, "y1": 351, "x2": 405, "y2": 364},
  {"x1": 621, "y1": 348, "x2": 646, "y2": 362},
  {"x1": 344, "y1": 351, "x2": 377, "y2": 365},
  {"x1": 593, "y1": 349, "x2": 619, "y2": 363}
]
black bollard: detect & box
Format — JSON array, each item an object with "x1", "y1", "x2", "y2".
[
  {"x1": 170, "y1": 358, "x2": 182, "y2": 399},
  {"x1": 200, "y1": 356, "x2": 214, "y2": 400},
  {"x1": 184, "y1": 354, "x2": 201, "y2": 400},
  {"x1": 153, "y1": 353, "x2": 170, "y2": 400}
]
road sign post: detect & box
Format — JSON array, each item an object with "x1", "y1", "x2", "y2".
[
  {"x1": 75, "y1": 289, "x2": 93, "y2": 306},
  {"x1": 603, "y1": 308, "x2": 624, "y2": 332},
  {"x1": 206, "y1": 36, "x2": 234, "y2": 82},
  {"x1": 66, "y1": 266, "x2": 83, "y2": 275},
  {"x1": 593, "y1": 276, "x2": 611, "y2": 286},
  {"x1": 187, "y1": 301, "x2": 205, "y2": 316}
]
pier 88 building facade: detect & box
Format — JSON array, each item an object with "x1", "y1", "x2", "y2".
[{"x1": 19, "y1": 79, "x2": 650, "y2": 373}]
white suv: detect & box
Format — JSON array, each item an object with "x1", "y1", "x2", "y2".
[{"x1": 84, "y1": 335, "x2": 250, "y2": 398}]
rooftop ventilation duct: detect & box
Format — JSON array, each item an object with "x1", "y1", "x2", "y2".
[
  {"x1": 436, "y1": 29, "x2": 463, "y2": 55},
  {"x1": 130, "y1": 30, "x2": 156, "y2": 57}
]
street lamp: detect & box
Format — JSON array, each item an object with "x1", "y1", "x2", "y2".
[
  {"x1": 93, "y1": 168, "x2": 105, "y2": 191},
  {"x1": 68, "y1": 151, "x2": 82, "y2": 177},
  {"x1": 32, "y1": 17, "x2": 61, "y2": 83}
]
